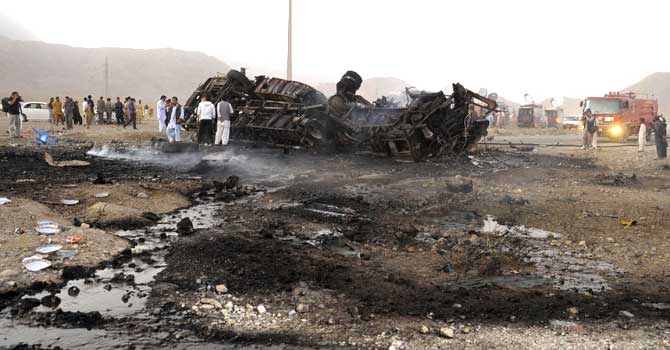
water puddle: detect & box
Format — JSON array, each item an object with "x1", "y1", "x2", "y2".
[{"x1": 481, "y1": 217, "x2": 622, "y2": 293}]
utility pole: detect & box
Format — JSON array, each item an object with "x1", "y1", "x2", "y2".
[
  {"x1": 287, "y1": 0, "x2": 293, "y2": 80},
  {"x1": 104, "y1": 56, "x2": 109, "y2": 97}
]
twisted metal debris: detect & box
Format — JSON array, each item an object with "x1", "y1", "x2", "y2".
[{"x1": 184, "y1": 70, "x2": 496, "y2": 161}]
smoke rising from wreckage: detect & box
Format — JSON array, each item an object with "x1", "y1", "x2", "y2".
[{"x1": 184, "y1": 70, "x2": 497, "y2": 161}]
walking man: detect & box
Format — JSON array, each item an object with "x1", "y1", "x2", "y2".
[
  {"x1": 6, "y1": 92, "x2": 23, "y2": 138},
  {"x1": 166, "y1": 96, "x2": 184, "y2": 143},
  {"x1": 64, "y1": 96, "x2": 75, "y2": 130},
  {"x1": 123, "y1": 98, "x2": 137, "y2": 129},
  {"x1": 105, "y1": 98, "x2": 113, "y2": 124},
  {"x1": 96, "y1": 96, "x2": 105, "y2": 125},
  {"x1": 638, "y1": 118, "x2": 647, "y2": 152},
  {"x1": 114, "y1": 97, "x2": 124, "y2": 125},
  {"x1": 157, "y1": 95, "x2": 167, "y2": 132},
  {"x1": 196, "y1": 94, "x2": 215, "y2": 145},
  {"x1": 215, "y1": 98, "x2": 234, "y2": 146},
  {"x1": 653, "y1": 115, "x2": 668, "y2": 160}
]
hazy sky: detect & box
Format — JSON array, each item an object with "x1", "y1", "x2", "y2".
[{"x1": 3, "y1": 0, "x2": 670, "y2": 101}]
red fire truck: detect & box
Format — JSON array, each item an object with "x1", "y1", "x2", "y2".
[{"x1": 582, "y1": 92, "x2": 657, "y2": 142}]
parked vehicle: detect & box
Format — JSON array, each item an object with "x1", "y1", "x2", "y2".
[
  {"x1": 561, "y1": 115, "x2": 581, "y2": 129},
  {"x1": 581, "y1": 92, "x2": 657, "y2": 142},
  {"x1": 517, "y1": 104, "x2": 544, "y2": 128},
  {"x1": 20, "y1": 101, "x2": 50, "y2": 121},
  {"x1": 544, "y1": 107, "x2": 564, "y2": 128}
]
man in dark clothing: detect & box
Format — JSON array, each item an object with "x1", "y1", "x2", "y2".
[
  {"x1": 73, "y1": 100, "x2": 83, "y2": 125},
  {"x1": 123, "y1": 98, "x2": 137, "y2": 129},
  {"x1": 6, "y1": 91, "x2": 23, "y2": 138},
  {"x1": 114, "y1": 97, "x2": 124, "y2": 124},
  {"x1": 653, "y1": 115, "x2": 668, "y2": 159}
]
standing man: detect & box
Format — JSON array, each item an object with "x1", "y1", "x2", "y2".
[
  {"x1": 166, "y1": 96, "x2": 183, "y2": 143},
  {"x1": 157, "y1": 95, "x2": 167, "y2": 132},
  {"x1": 64, "y1": 96, "x2": 75, "y2": 130},
  {"x1": 136, "y1": 99, "x2": 144, "y2": 123},
  {"x1": 96, "y1": 96, "x2": 106, "y2": 125},
  {"x1": 47, "y1": 97, "x2": 55, "y2": 126},
  {"x1": 6, "y1": 92, "x2": 23, "y2": 138},
  {"x1": 638, "y1": 118, "x2": 647, "y2": 152},
  {"x1": 123, "y1": 98, "x2": 137, "y2": 129},
  {"x1": 73, "y1": 100, "x2": 83, "y2": 126},
  {"x1": 196, "y1": 94, "x2": 215, "y2": 145},
  {"x1": 53, "y1": 97, "x2": 64, "y2": 126},
  {"x1": 581, "y1": 109, "x2": 597, "y2": 150},
  {"x1": 114, "y1": 97, "x2": 124, "y2": 125},
  {"x1": 215, "y1": 98, "x2": 234, "y2": 146},
  {"x1": 653, "y1": 115, "x2": 668, "y2": 160},
  {"x1": 105, "y1": 98, "x2": 113, "y2": 124},
  {"x1": 84, "y1": 99, "x2": 95, "y2": 128}
]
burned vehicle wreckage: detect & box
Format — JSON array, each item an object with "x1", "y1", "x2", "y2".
[{"x1": 184, "y1": 70, "x2": 497, "y2": 161}]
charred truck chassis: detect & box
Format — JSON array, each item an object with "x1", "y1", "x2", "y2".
[{"x1": 184, "y1": 70, "x2": 496, "y2": 162}]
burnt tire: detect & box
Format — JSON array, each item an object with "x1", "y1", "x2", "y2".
[{"x1": 226, "y1": 70, "x2": 254, "y2": 92}]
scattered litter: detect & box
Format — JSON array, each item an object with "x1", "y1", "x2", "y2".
[
  {"x1": 45, "y1": 152, "x2": 90, "y2": 167},
  {"x1": 33, "y1": 128, "x2": 58, "y2": 145},
  {"x1": 136, "y1": 192, "x2": 149, "y2": 199},
  {"x1": 54, "y1": 250, "x2": 77, "y2": 260},
  {"x1": 36, "y1": 220, "x2": 60, "y2": 236},
  {"x1": 35, "y1": 244, "x2": 63, "y2": 254},
  {"x1": 620, "y1": 219, "x2": 638, "y2": 228},
  {"x1": 62, "y1": 184, "x2": 78, "y2": 188},
  {"x1": 66, "y1": 236, "x2": 82, "y2": 244},
  {"x1": 0, "y1": 197, "x2": 11, "y2": 205},
  {"x1": 642, "y1": 303, "x2": 670, "y2": 310},
  {"x1": 619, "y1": 310, "x2": 634, "y2": 318},
  {"x1": 22, "y1": 256, "x2": 51, "y2": 272},
  {"x1": 481, "y1": 216, "x2": 561, "y2": 239},
  {"x1": 14, "y1": 228, "x2": 24, "y2": 235},
  {"x1": 501, "y1": 195, "x2": 529, "y2": 206},
  {"x1": 94, "y1": 192, "x2": 110, "y2": 198},
  {"x1": 61, "y1": 199, "x2": 80, "y2": 206},
  {"x1": 15, "y1": 179, "x2": 36, "y2": 183},
  {"x1": 595, "y1": 173, "x2": 638, "y2": 187}
]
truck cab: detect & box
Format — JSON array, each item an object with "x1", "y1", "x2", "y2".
[
  {"x1": 517, "y1": 104, "x2": 544, "y2": 128},
  {"x1": 583, "y1": 92, "x2": 657, "y2": 142}
]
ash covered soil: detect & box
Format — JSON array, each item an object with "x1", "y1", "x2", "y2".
[{"x1": 2, "y1": 130, "x2": 670, "y2": 349}]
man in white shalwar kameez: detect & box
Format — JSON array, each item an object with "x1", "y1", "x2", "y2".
[
  {"x1": 215, "y1": 99, "x2": 234, "y2": 146},
  {"x1": 157, "y1": 95, "x2": 167, "y2": 132},
  {"x1": 166, "y1": 96, "x2": 183, "y2": 143},
  {"x1": 638, "y1": 118, "x2": 647, "y2": 152}
]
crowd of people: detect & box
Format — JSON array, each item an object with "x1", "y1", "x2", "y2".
[
  {"x1": 48, "y1": 95, "x2": 152, "y2": 130},
  {"x1": 581, "y1": 108, "x2": 669, "y2": 159},
  {"x1": 155, "y1": 94, "x2": 233, "y2": 146}
]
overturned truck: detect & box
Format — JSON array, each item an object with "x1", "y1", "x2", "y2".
[{"x1": 184, "y1": 70, "x2": 496, "y2": 162}]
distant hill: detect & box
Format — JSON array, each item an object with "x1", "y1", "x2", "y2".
[
  {"x1": 0, "y1": 36, "x2": 229, "y2": 102},
  {"x1": 0, "y1": 14, "x2": 38, "y2": 41},
  {"x1": 624, "y1": 72, "x2": 670, "y2": 115}
]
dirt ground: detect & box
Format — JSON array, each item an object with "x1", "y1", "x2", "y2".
[
  {"x1": 0, "y1": 121, "x2": 199, "y2": 297},
  {"x1": 2, "y1": 120, "x2": 670, "y2": 349}
]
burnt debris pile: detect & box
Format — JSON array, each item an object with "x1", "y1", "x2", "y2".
[{"x1": 184, "y1": 70, "x2": 496, "y2": 161}]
